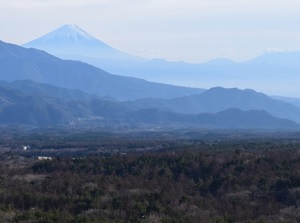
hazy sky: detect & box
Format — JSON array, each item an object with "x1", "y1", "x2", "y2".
[{"x1": 1, "y1": 0, "x2": 300, "y2": 63}]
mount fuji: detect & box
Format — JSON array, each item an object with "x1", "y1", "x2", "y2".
[
  {"x1": 22, "y1": 25, "x2": 300, "y2": 98},
  {"x1": 23, "y1": 24, "x2": 142, "y2": 62}
]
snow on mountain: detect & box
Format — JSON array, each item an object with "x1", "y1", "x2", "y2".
[
  {"x1": 23, "y1": 24, "x2": 142, "y2": 61},
  {"x1": 24, "y1": 24, "x2": 108, "y2": 48},
  {"x1": 32, "y1": 24, "x2": 96, "y2": 43}
]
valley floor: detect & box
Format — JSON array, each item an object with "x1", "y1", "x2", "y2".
[{"x1": 0, "y1": 129, "x2": 300, "y2": 222}]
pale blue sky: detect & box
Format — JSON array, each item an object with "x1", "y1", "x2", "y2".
[{"x1": 1, "y1": 0, "x2": 300, "y2": 63}]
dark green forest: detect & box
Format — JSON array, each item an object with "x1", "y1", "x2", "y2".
[{"x1": 0, "y1": 129, "x2": 300, "y2": 222}]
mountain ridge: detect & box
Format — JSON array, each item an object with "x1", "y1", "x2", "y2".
[
  {"x1": 21, "y1": 24, "x2": 300, "y2": 97},
  {"x1": 0, "y1": 80, "x2": 297, "y2": 129},
  {"x1": 127, "y1": 87, "x2": 300, "y2": 123},
  {"x1": 1, "y1": 40, "x2": 204, "y2": 100}
]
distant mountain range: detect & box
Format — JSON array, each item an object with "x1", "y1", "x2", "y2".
[
  {"x1": 272, "y1": 96, "x2": 300, "y2": 108},
  {"x1": 127, "y1": 87, "x2": 300, "y2": 123},
  {"x1": 1, "y1": 25, "x2": 300, "y2": 129},
  {"x1": 0, "y1": 40, "x2": 204, "y2": 101},
  {"x1": 22, "y1": 24, "x2": 300, "y2": 97},
  {"x1": 94, "y1": 56, "x2": 300, "y2": 97},
  {"x1": 0, "y1": 80, "x2": 297, "y2": 129}
]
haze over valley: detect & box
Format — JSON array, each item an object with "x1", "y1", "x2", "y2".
[
  {"x1": 2, "y1": 2, "x2": 300, "y2": 222},
  {"x1": 0, "y1": 21, "x2": 297, "y2": 129},
  {"x1": 23, "y1": 24, "x2": 300, "y2": 97}
]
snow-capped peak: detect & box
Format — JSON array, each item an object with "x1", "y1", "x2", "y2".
[
  {"x1": 39, "y1": 24, "x2": 96, "y2": 42},
  {"x1": 22, "y1": 24, "x2": 143, "y2": 61}
]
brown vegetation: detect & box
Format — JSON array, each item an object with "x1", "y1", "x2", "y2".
[{"x1": 0, "y1": 141, "x2": 300, "y2": 222}]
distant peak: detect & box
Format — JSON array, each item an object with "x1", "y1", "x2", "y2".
[
  {"x1": 22, "y1": 24, "x2": 143, "y2": 61},
  {"x1": 23, "y1": 24, "x2": 97, "y2": 45},
  {"x1": 63, "y1": 24, "x2": 79, "y2": 29},
  {"x1": 52, "y1": 24, "x2": 95, "y2": 41},
  {"x1": 60, "y1": 24, "x2": 86, "y2": 33}
]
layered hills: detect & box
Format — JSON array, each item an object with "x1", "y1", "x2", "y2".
[
  {"x1": 1, "y1": 27, "x2": 299, "y2": 129},
  {"x1": 0, "y1": 80, "x2": 298, "y2": 129},
  {"x1": 0, "y1": 40, "x2": 204, "y2": 101},
  {"x1": 128, "y1": 87, "x2": 300, "y2": 123},
  {"x1": 22, "y1": 25, "x2": 300, "y2": 97}
]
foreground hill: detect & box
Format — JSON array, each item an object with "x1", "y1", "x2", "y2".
[
  {"x1": 0, "y1": 80, "x2": 297, "y2": 129},
  {"x1": 128, "y1": 87, "x2": 300, "y2": 123},
  {"x1": 0, "y1": 40, "x2": 204, "y2": 100}
]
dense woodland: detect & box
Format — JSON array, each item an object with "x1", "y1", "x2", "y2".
[{"x1": 0, "y1": 129, "x2": 300, "y2": 222}]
